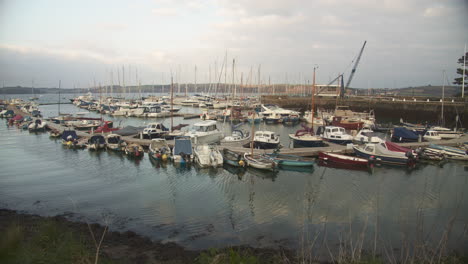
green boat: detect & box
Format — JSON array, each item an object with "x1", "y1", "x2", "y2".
[{"x1": 262, "y1": 153, "x2": 314, "y2": 168}]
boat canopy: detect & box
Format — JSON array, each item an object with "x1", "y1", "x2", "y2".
[
  {"x1": 393, "y1": 127, "x2": 418, "y2": 141},
  {"x1": 62, "y1": 130, "x2": 78, "y2": 140},
  {"x1": 114, "y1": 126, "x2": 145, "y2": 136},
  {"x1": 89, "y1": 135, "x2": 105, "y2": 144},
  {"x1": 106, "y1": 134, "x2": 121, "y2": 144},
  {"x1": 384, "y1": 141, "x2": 412, "y2": 153},
  {"x1": 173, "y1": 137, "x2": 192, "y2": 155}
]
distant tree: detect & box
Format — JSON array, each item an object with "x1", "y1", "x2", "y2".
[{"x1": 453, "y1": 52, "x2": 468, "y2": 87}]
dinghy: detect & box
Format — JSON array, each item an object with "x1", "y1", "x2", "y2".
[{"x1": 149, "y1": 138, "x2": 172, "y2": 161}]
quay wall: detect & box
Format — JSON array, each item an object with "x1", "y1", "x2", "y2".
[{"x1": 262, "y1": 96, "x2": 468, "y2": 128}]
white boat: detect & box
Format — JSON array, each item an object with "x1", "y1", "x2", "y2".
[
  {"x1": 423, "y1": 130, "x2": 442, "y2": 141},
  {"x1": 186, "y1": 120, "x2": 224, "y2": 144},
  {"x1": 423, "y1": 144, "x2": 468, "y2": 161},
  {"x1": 303, "y1": 111, "x2": 325, "y2": 125},
  {"x1": 221, "y1": 129, "x2": 250, "y2": 143},
  {"x1": 317, "y1": 126, "x2": 354, "y2": 145},
  {"x1": 193, "y1": 144, "x2": 223, "y2": 168},
  {"x1": 28, "y1": 119, "x2": 47, "y2": 132},
  {"x1": 353, "y1": 128, "x2": 383, "y2": 144},
  {"x1": 353, "y1": 142, "x2": 417, "y2": 166},
  {"x1": 260, "y1": 104, "x2": 300, "y2": 119},
  {"x1": 142, "y1": 123, "x2": 169, "y2": 139},
  {"x1": 430, "y1": 126, "x2": 463, "y2": 139},
  {"x1": 249, "y1": 130, "x2": 280, "y2": 149}
]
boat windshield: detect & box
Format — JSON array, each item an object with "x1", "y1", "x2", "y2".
[
  {"x1": 194, "y1": 125, "x2": 216, "y2": 132},
  {"x1": 364, "y1": 145, "x2": 375, "y2": 152}
]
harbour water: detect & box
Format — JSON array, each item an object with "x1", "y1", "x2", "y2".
[{"x1": 1, "y1": 94, "x2": 467, "y2": 258}]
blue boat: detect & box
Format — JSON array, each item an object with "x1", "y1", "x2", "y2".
[
  {"x1": 288, "y1": 125, "x2": 324, "y2": 148},
  {"x1": 391, "y1": 127, "x2": 419, "y2": 142}
]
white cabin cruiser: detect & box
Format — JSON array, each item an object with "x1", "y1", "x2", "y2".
[
  {"x1": 186, "y1": 120, "x2": 224, "y2": 144},
  {"x1": 423, "y1": 130, "x2": 442, "y2": 141},
  {"x1": 317, "y1": 126, "x2": 353, "y2": 145},
  {"x1": 142, "y1": 123, "x2": 169, "y2": 139},
  {"x1": 353, "y1": 128, "x2": 383, "y2": 144}
]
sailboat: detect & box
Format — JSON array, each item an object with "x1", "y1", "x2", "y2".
[
  {"x1": 429, "y1": 70, "x2": 464, "y2": 139},
  {"x1": 289, "y1": 67, "x2": 324, "y2": 148},
  {"x1": 244, "y1": 67, "x2": 278, "y2": 171},
  {"x1": 29, "y1": 80, "x2": 39, "y2": 101}
]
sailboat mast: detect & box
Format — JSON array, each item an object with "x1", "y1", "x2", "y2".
[
  {"x1": 311, "y1": 67, "x2": 317, "y2": 126},
  {"x1": 463, "y1": 43, "x2": 466, "y2": 98},
  {"x1": 58, "y1": 80, "x2": 61, "y2": 115},
  {"x1": 171, "y1": 76, "x2": 174, "y2": 132},
  {"x1": 442, "y1": 70, "x2": 445, "y2": 126}
]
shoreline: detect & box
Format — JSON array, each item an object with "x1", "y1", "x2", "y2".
[{"x1": 0, "y1": 208, "x2": 295, "y2": 263}]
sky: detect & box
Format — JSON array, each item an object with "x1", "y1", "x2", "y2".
[{"x1": 0, "y1": 0, "x2": 467, "y2": 89}]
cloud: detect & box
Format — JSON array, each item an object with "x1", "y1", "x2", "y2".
[
  {"x1": 151, "y1": 7, "x2": 178, "y2": 16},
  {"x1": 423, "y1": 6, "x2": 450, "y2": 17},
  {"x1": 96, "y1": 23, "x2": 128, "y2": 31}
]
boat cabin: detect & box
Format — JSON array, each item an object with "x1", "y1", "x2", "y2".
[
  {"x1": 191, "y1": 120, "x2": 218, "y2": 132},
  {"x1": 254, "y1": 131, "x2": 279, "y2": 142}
]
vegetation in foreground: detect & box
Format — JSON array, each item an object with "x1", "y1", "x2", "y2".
[
  {"x1": 0, "y1": 220, "x2": 113, "y2": 264},
  {"x1": 1, "y1": 212, "x2": 467, "y2": 264}
]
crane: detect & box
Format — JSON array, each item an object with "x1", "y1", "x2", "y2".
[{"x1": 345, "y1": 40, "x2": 367, "y2": 90}]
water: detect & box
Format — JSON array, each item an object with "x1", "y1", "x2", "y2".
[{"x1": 1, "y1": 93, "x2": 467, "y2": 258}]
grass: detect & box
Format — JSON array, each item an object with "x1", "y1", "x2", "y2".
[{"x1": 0, "y1": 220, "x2": 114, "y2": 264}]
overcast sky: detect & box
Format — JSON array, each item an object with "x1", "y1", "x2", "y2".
[{"x1": 1, "y1": 0, "x2": 467, "y2": 89}]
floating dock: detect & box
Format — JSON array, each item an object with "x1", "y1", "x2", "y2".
[{"x1": 7, "y1": 104, "x2": 468, "y2": 157}]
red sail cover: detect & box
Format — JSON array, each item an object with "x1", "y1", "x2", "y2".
[
  {"x1": 93, "y1": 121, "x2": 119, "y2": 133},
  {"x1": 384, "y1": 141, "x2": 411, "y2": 153}
]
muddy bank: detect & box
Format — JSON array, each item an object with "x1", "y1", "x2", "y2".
[{"x1": 0, "y1": 209, "x2": 294, "y2": 264}]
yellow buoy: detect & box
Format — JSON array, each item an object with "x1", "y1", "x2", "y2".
[
  {"x1": 162, "y1": 154, "x2": 167, "y2": 161},
  {"x1": 238, "y1": 160, "x2": 245, "y2": 167}
]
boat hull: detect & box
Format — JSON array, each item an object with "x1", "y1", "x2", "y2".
[
  {"x1": 318, "y1": 152, "x2": 368, "y2": 166},
  {"x1": 353, "y1": 147, "x2": 410, "y2": 166}
]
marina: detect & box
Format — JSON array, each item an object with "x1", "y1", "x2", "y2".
[
  {"x1": 2, "y1": 0, "x2": 467, "y2": 262},
  {"x1": 1, "y1": 92, "x2": 468, "y2": 261}
]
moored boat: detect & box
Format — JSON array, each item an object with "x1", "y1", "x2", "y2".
[
  {"x1": 149, "y1": 138, "x2": 172, "y2": 161},
  {"x1": 193, "y1": 144, "x2": 223, "y2": 168},
  {"x1": 423, "y1": 144, "x2": 468, "y2": 161},
  {"x1": 244, "y1": 153, "x2": 278, "y2": 171},
  {"x1": 124, "y1": 143, "x2": 145, "y2": 158},
  {"x1": 106, "y1": 134, "x2": 126, "y2": 151},
  {"x1": 173, "y1": 136, "x2": 193, "y2": 164},
  {"x1": 244, "y1": 130, "x2": 280, "y2": 149},
  {"x1": 391, "y1": 127, "x2": 420, "y2": 143},
  {"x1": 289, "y1": 125, "x2": 324, "y2": 148},
  {"x1": 263, "y1": 152, "x2": 314, "y2": 167},
  {"x1": 28, "y1": 119, "x2": 47, "y2": 132},
  {"x1": 222, "y1": 148, "x2": 246, "y2": 167},
  {"x1": 316, "y1": 126, "x2": 353, "y2": 145},
  {"x1": 353, "y1": 142, "x2": 417, "y2": 166},
  {"x1": 318, "y1": 152, "x2": 369, "y2": 167},
  {"x1": 87, "y1": 135, "x2": 106, "y2": 151}
]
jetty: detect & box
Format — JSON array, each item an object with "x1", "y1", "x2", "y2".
[{"x1": 6, "y1": 103, "x2": 468, "y2": 157}]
